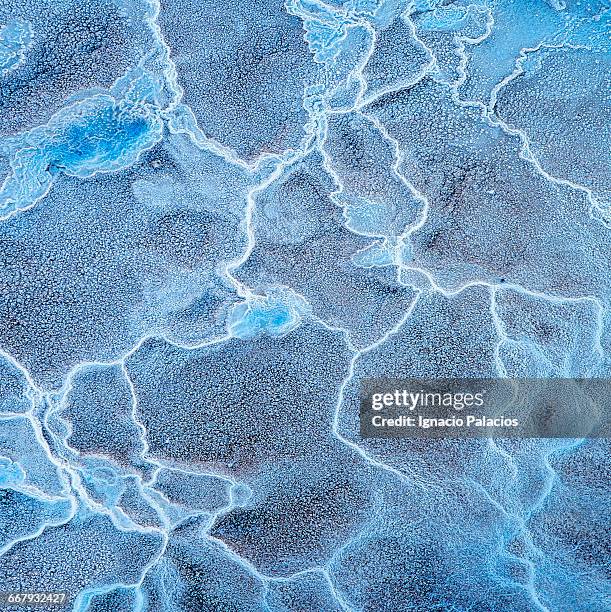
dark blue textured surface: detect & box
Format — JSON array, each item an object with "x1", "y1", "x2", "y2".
[{"x1": 0, "y1": 0, "x2": 609, "y2": 610}]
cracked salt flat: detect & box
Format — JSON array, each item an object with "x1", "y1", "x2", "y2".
[{"x1": 0, "y1": 0, "x2": 609, "y2": 610}]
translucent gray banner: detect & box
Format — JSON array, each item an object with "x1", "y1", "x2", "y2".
[{"x1": 360, "y1": 379, "x2": 611, "y2": 438}]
